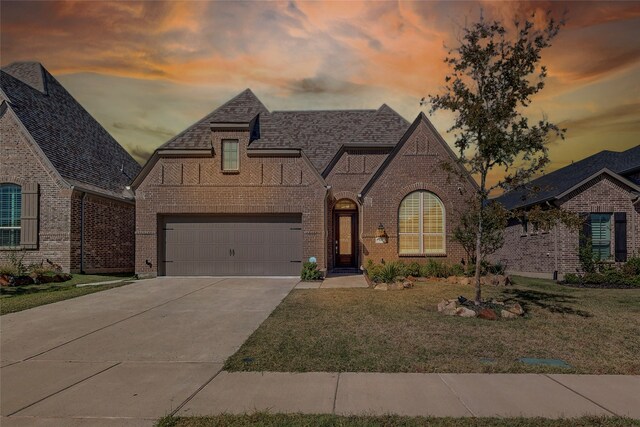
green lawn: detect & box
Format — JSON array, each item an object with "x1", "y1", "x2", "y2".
[
  {"x1": 224, "y1": 276, "x2": 640, "y2": 374},
  {"x1": 0, "y1": 274, "x2": 135, "y2": 315},
  {"x1": 158, "y1": 414, "x2": 638, "y2": 427}
]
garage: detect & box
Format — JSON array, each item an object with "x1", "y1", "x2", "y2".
[{"x1": 161, "y1": 215, "x2": 303, "y2": 276}]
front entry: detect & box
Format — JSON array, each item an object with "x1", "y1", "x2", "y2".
[{"x1": 333, "y1": 199, "x2": 358, "y2": 268}]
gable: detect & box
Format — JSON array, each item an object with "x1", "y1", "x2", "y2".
[
  {"x1": 1, "y1": 62, "x2": 141, "y2": 197},
  {"x1": 361, "y1": 113, "x2": 476, "y2": 197},
  {"x1": 0, "y1": 106, "x2": 66, "y2": 189}
]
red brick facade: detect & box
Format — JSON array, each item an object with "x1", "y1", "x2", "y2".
[
  {"x1": 134, "y1": 130, "x2": 328, "y2": 277},
  {"x1": 0, "y1": 110, "x2": 136, "y2": 273},
  {"x1": 135, "y1": 115, "x2": 476, "y2": 276},
  {"x1": 492, "y1": 174, "x2": 640, "y2": 278},
  {"x1": 361, "y1": 119, "x2": 473, "y2": 267}
]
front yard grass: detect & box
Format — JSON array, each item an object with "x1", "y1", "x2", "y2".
[
  {"x1": 0, "y1": 274, "x2": 135, "y2": 315},
  {"x1": 224, "y1": 276, "x2": 640, "y2": 374},
  {"x1": 158, "y1": 414, "x2": 638, "y2": 427}
]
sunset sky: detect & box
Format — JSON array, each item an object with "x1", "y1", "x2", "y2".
[{"x1": 2, "y1": 1, "x2": 639, "y2": 182}]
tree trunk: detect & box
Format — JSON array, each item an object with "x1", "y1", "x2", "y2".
[{"x1": 474, "y1": 210, "x2": 483, "y2": 304}]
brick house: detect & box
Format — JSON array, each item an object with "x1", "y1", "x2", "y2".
[
  {"x1": 132, "y1": 89, "x2": 476, "y2": 277},
  {"x1": 0, "y1": 62, "x2": 141, "y2": 273},
  {"x1": 492, "y1": 146, "x2": 640, "y2": 279}
]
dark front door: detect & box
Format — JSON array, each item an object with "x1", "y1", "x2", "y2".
[{"x1": 335, "y1": 212, "x2": 357, "y2": 268}]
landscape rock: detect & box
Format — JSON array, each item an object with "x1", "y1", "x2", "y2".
[
  {"x1": 0, "y1": 274, "x2": 11, "y2": 287},
  {"x1": 374, "y1": 283, "x2": 388, "y2": 291},
  {"x1": 387, "y1": 282, "x2": 403, "y2": 290},
  {"x1": 501, "y1": 309, "x2": 519, "y2": 319},
  {"x1": 402, "y1": 281, "x2": 414, "y2": 289},
  {"x1": 438, "y1": 299, "x2": 460, "y2": 315},
  {"x1": 456, "y1": 307, "x2": 477, "y2": 318},
  {"x1": 477, "y1": 308, "x2": 498, "y2": 320},
  {"x1": 507, "y1": 303, "x2": 524, "y2": 315}
]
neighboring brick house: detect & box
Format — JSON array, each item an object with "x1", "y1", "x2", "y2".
[
  {"x1": 132, "y1": 89, "x2": 476, "y2": 277},
  {"x1": 492, "y1": 146, "x2": 640, "y2": 279},
  {"x1": 0, "y1": 62, "x2": 141, "y2": 273}
]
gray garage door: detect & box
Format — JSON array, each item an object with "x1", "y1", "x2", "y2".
[{"x1": 161, "y1": 215, "x2": 303, "y2": 276}]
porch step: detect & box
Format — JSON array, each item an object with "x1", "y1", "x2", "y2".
[{"x1": 329, "y1": 268, "x2": 362, "y2": 275}]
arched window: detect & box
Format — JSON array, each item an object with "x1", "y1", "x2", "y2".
[
  {"x1": 0, "y1": 184, "x2": 21, "y2": 247},
  {"x1": 398, "y1": 191, "x2": 445, "y2": 255}
]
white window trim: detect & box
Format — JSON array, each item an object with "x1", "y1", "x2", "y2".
[
  {"x1": 222, "y1": 139, "x2": 240, "y2": 172},
  {"x1": 398, "y1": 191, "x2": 446, "y2": 256}
]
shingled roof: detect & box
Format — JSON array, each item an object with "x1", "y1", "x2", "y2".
[
  {"x1": 159, "y1": 89, "x2": 410, "y2": 172},
  {"x1": 494, "y1": 145, "x2": 640, "y2": 210},
  {"x1": 1, "y1": 62, "x2": 140, "y2": 197}
]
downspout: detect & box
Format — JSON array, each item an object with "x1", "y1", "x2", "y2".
[
  {"x1": 80, "y1": 192, "x2": 87, "y2": 274},
  {"x1": 546, "y1": 201, "x2": 559, "y2": 280},
  {"x1": 632, "y1": 195, "x2": 640, "y2": 256}
]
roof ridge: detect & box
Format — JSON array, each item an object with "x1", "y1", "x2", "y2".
[{"x1": 272, "y1": 108, "x2": 377, "y2": 113}]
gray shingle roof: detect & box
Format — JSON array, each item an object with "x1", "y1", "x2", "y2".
[
  {"x1": 1, "y1": 62, "x2": 141, "y2": 197},
  {"x1": 160, "y1": 89, "x2": 410, "y2": 172},
  {"x1": 494, "y1": 145, "x2": 640, "y2": 209},
  {"x1": 160, "y1": 89, "x2": 269, "y2": 150}
]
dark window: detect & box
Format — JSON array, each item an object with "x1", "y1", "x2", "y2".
[
  {"x1": 590, "y1": 213, "x2": 612, "y2": 260},
  {"x1": 0, "y1": 184, "x2": 21, "y2": 247}
]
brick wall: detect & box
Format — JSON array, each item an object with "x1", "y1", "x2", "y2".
[
  {"x1": 493, "y1": 174, "x2": 640, "y2": 277},
  {"x1": 362, "y1": 119, "x2": 473, "y2": 267},
  {"x1": 70, "y1": 192, "x2": 135, "y2": 273},
  {"x1": 0, "y1": 110, "x2": 73, "y2": 271},
  {"x1": 134, "y1": 130, "x2": 327, "y2": 277}
]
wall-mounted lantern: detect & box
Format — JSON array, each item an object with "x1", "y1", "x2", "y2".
[{"x1": 375, "y1": 223, "x2": 388, "y2": 244}]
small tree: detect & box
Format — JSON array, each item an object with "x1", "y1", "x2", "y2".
[
  {"x1": 426, "y1": 12, "x2": 565, "y2": 303},
  {"x1": 453, "y1": 199, "x2": 509, "y2": 267}
]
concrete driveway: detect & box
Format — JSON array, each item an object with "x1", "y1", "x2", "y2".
[{"x1": 0, "y1": 277, "x2": 298, "y2": 426}]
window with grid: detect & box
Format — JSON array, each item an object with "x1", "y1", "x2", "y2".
[
  {"x1": 222, "y1": 140, "x2": 239, "y2": 171},
  {"x1": 0, "y1": 184, "x2": 21, "y2": 247},
  {"x1": 399, "y1": 191, "x2": 445, "y2": 255},
  {"x1": 590, "y1": 213, "x2": 612, "y2": 260}
]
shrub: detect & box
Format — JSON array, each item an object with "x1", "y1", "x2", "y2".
[
  {"x1": 365, "y1": 259, "x2": 383, "y2": 281},
  {"x1": 404, "y1": 262, "x2": 421, "y2": 277},
  {"x1": 485, "y1": 261, "x2": 505, "y2": 275},
  {"x1": 0, "y1": 263, "x2": 17, "y2": 276},
  {"x1": 578, "y1": 235, "x2": 596, "y2": 273},
  {"x1": 563, "y1": 273, "x2": 580, "y2": 284},
  {"x1": 450, "y1": 263, "x2": 465, "y2": 276},
  {"x1": 378, "y1": 262, "x2": 404, "y2": 284},
  {"x1": 27, "y1": 261, "x2": 57, "y2": 277},
  {"x1": 393, "y1": 260, "x2": 408, "y2": 278},
  {"x1": 300, "y1": 262, "x2": 323, "y2": 281},
  {"x1": 622, "y1": 257, "x2": 640, "y2": 277},
  {"x1": 3, "y1": 252, "x2": 27, "y2": 276},
  {"x1": 420, "y1": 259, "x2": 441, "y2": 278}
]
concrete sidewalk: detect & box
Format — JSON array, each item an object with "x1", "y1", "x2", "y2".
[{"x1": 178, "y1": 371, "x2": 640, "y2": 419}]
